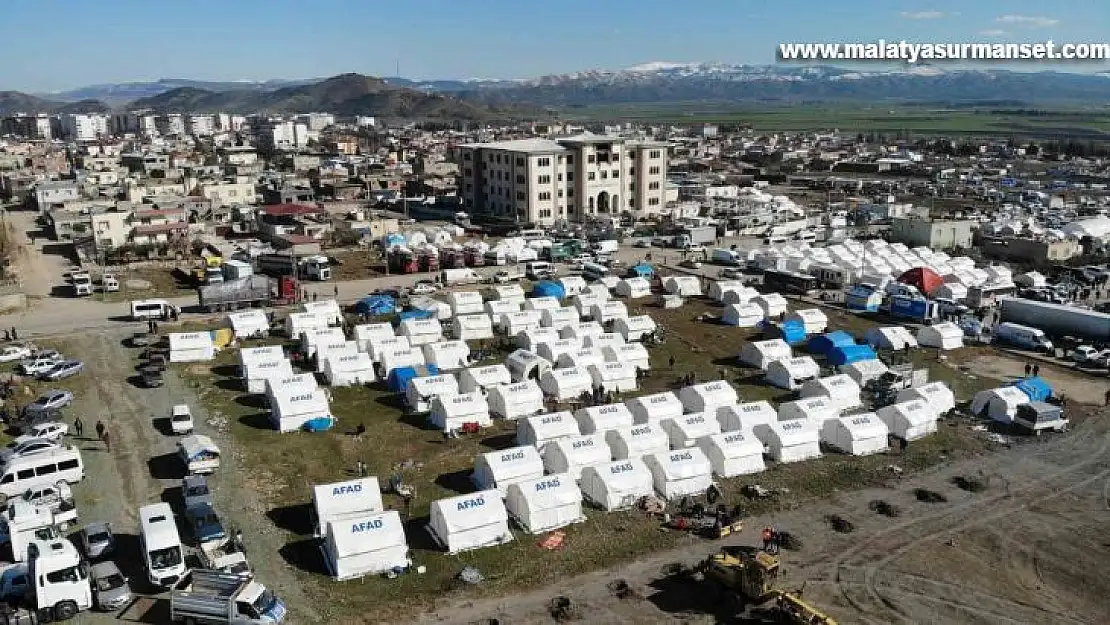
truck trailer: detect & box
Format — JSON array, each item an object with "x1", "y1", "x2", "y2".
[
  {"x1": 998, "y1": 297, "x2": 1110, "y2": 343},
  {"x1": 198, "y1": 276, "x2": 274, "y2": 313}
]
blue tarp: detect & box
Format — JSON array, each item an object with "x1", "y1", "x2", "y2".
[
  {"x1": 1011, "y1": 376, "x2": 1053, "y2": 401},
  {"x1": 779, "y1": 319, "x2": 808, "y2": 345},
  {"x1": 827, "y1": 344, "x2": 878, "y2": 366},
  {"x1": 302, "y1": 416, "x2": 335, "y2": 432},
  {"x1": 383, "y1": 233, "x2": 406, "y2": 247},
  {"x1": 532, "y1": 280, "x2": 566, "y2": 299},
  {"x1": 628, "y1": 262, "x2": 655, "y2": 278},
  {"x1": 387, "y1": 364, "x2": 441, "y2": 393},
  {"x1": 808, "y1": 331, "x2": 857, "y2": 356},
  {"x1": 396, "y1": 309, "x2": 435, "y2": 324},
  {"x1": 354, "y1": 295, "x2": 396, "y2": 316}
]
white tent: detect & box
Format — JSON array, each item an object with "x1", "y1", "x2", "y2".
[
  {"x1": 505, "y1": 349, "x2": 552, "y2": 382},
  {"x1": 590, "y1": 301, "x2": 629, "y2": 325},
  {"x1": 897, "y1": 381, "x2": 956, "y2": 416},
  {"x1": 487, "y1": 380, "x2": 545, "y2": 420},
  {"x1": 311, "y1": 477, "x2": 385, "y2": 538},
  {"x1": 323, "y1": 510, "x2": 409, "y2": 581},
  {"x1": 168, "y1": 332, "x2": 216, "y2": 363},
  {"x1": 270, "y1": 387, "x2": 332, "y2": 433},
  {"x1": 661, "y1": 413, "x2": 722, "y2": 449},
  {"x1": 614, "y1": 277, "x2": 651, "y2": 299},
  {"x1": 541, "y1": 307, "x2": 579, "y2": 331},
  {"x1": 472, "y1": 445, "x2": 545, "y2": 497},
  {"x1": 605, "y1": 423, "x2": 670, "y2": 461},
  {"x1": 753, "y1": 419, "x2": 821, "y2": 463},
  {"x1": 429, "y1": 392, "x2": 492, "y2": 432},
  {"x1": 556, "y1": 348, "x2": 606, "y2": 371},
  {"x1": 580, "y1": 459, "x2": 654, "y2": 511},
  {"x1": 876, "y1": 400, "x2": 938, "y2": 440},
  {"x1": 765, "y1": 356, "x2": 820, "y2": 390},
  {"x1": 558, "y1": 276, "x2": 588, "y2": 297},
  {"x1": 722, "y1": 303, "x2": 765, "y2": 328},
  {"x1": 406, "y1": 374, "x2": 460, "y2": 413},
  {"x1": 644, "y1": 448, "x2": 714, "y2": 499},
  {"x1": 586, "y1": 283, "x2": 612, "y2": 300},
  {"x1": 708, "y1": 280, "x2": 747, "y2": 303},
  {"x1": 458, "y1": 364, "x2": 512, "y2": 395},
  {"x1": 264, "y1": 373, "x2": 318, "y2": 402},
  {"x1": 602, "y1": 343, "x2": 650, "y2": 372},
  {"x1": 542, "y1": 434, "x2": 612, "y2": 481},
  {"x1": 537, "y1": 339, "x2": 584, "y2": 365},
  {"x1": 777, "y1": 397, "x2": 840, "y2": 428},
  {"x1": 840, "y1": 359, "x2": 889, "y2": 387},
  {"x1": 754, "y1": 293, "x2": 789, "y2": 318},
  {"x1": 227, "y1": 310, "x2": 269, "y2": 340},
  {"x1": 663, "y1": 276, "x2": 702, "y2": 297},
  {"x1": 524, "y1": 296, "x2": 562, "y2": 312},
  {"x1": 285, "y1": 311, "x2": 326, "y2": 339},
  {"x1": 970, "y1": 386, "x2": 1030, "y2": 424},
  {"x1": 427, "y1": 490, "x2": 513, "y2": 554},
  {"x1": 679, "y1": 381, "x2": 739, "y2": 414},
  {"x1": 785, "y1": 309, "x2": 827, "y2": 334},
  {"x1": 451, "y1": 314, "x2": 494, "y2": 341},
  {"x1": 589, "y1": 361, "x2": 637, "y2": 393},
  {"x1": 697, "y1": 431, "x2": 766, "y2": 477},
  {"x1": 409, "y1": 296, "x2": 451, "y2": 321},
  {"x1": 422, "y1": 340, "x2": 471, "y2": 371},
  {"x1": 367, "y1": 336, "x2": 411, "y2": 363},
  {"x1": 717, "y1": 401, "x2": 777, "y2": 432},
  {"x1": 379, "y1": 347, "x2": 426, "y2": 377},
  {"x1": 353, "y1": 323, "x2": 395, "y2": 353},
  {"x1": 398, "y1": 318, "x2": 443, "y2": 347},
  {"x1": 490, "y1": 284, "x2": 526, "y2": 304},
  {"x1": 517, "y1": 327, "x2": 560, "y2": 352},
  {"x1": 739, "y1": 339, "x2": 792, "y2": 370},
  {"x1": 799, "y1": 375, "x2": 862, "y2": 412},
  {"x1": 446, "y1": 291, "x2": 485, "y2": 317},
  {"x1": 574, "y1": 403, "x2": 635, "y2": 435},
  {"x1": 864, "y1": 326, "x2": 919, "y2": 351},
  {"x1": 559, "y1": 321, "x2": 605, "y2": 341},
  {"x1": 303, "y1": 299, "x2": 343, "y2": 326},
  {"x1": 500, "y1": 311, "x2": 543, "y2": 336},
  {"x1": 821, "y1": 414, "x2": 889, "y2": 456},
  {"x1": 315, "y1": 341, "x2": 359, "y2": 372},
  {"x1": 917, "y1": 322, "x2": 964, "y2": 350},
  {"x1": 540, "y1": 367, "x2": 593, "y2": 401},
  {"x1": 517, "y1": 411, "x2": 580, "y2": 448},
  {"x1": 626, "y1": 391, "x2": 683, "y2": 424},
  {"x1": 505, "y1": 474, "x2": 585, "y2": 534},
  {"x1": 721, "y1": 287, "x2": 763, "y2": 306},
  {"x1": 612, "y1": 315, "x2": 657, "y2": 342},
  {"x1": 572, "y1": 294, "x2": 604, "y2": 320},
  {"x1": 239, "y1": 345, "x2": 285, "y2": 371},
  {"x1": 243, "y1": 358, "x2": 294, "y2": 394},
  {"x1": 323, "y1": 351, "x2": 376, "y2": 387},
  {"x1": 582, "y1": 332, "x2": 625, "y2": 350},
  {"x1": 485, "y1": 299, "x2": 521, "y2": 324}
]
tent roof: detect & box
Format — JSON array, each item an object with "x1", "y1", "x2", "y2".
[
  {"x1": 313, "y1": 477, "x2": 384, "y2": 522},
  {"x1": 430, "y1": 490, "x2": 507, "y2": 533},
  {"x1": 606, "y1": 423, "x2": 669, "y2": 453},
  {"x1": 271, "y1": 388, "x2": 330, "y2": 418},
  {"x1": 548, "y1": 433, "x2": 611, "y2": 465},
  {"x1": 521, "y1": 411, "x2": 580, "y2": 439},
  {"x1": 663, "y1": 413, "x2": 721, "y2": 439},
  {"x1": 584, "y1": 458, "x2": 653, "y2": 492},
  {"x1": 240, "y1": 344, "x2": 286, "y2": 367},
  {"x1": 492, "y1": 379, "x2": 544, "y2": 401},
  {"x1": 770, "y1": 356, "x2": 820, "y2": 375},
  {"x1": 326, "y1": 510, "x2": 406, "y2": 558},
  {"x1": 646, "y1": 448, "x2": 712, "y2": 480},
  {"x1": 834, "y1": 413, "x2": 889, "y2": 440},
  {"x1": 461, "y1": 364, "x2": 511, "y2": 386},
  {"x1": 590, "y1": 361, "x2": 635, "y2": 381},
  {"x1": 576, "y1": 403, "x2": 635, "y2": 429},
  {"x1": 353, "y1": 323, "x2": 395, "y2": 342},
  {"x1": 431, "y1": 392, "x2": 489, "y2": 418},
  {"x1": 169, "y1": 332, "x2": 214, "y2": 350},
  {"x1": 703, "y1": 431, "x2": 764, "y2": 458},
  {"x1": 408, "y1": 374, "x2": 459, "y2": 395},
  {"x1": 477, "y1": 446, "x2": 544, "y2": 482},
  {"x1": 506, "y1": 473, "x2": 581, "y2": 510},
  {"x1": 881, "y1": 400, "x2": 936, "y2": 425},
  {"x1": 1011, "y1": 376, "x2": 1053, "y2": 401},
  {"x1": 759, "y1": 418, "x2": 819, "y2": 446}
]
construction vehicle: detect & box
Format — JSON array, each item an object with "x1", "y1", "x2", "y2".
[{"x1": 700, "y1": 547, "x2": 837, "y2": 625}]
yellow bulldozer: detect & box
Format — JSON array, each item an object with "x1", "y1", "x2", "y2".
[{"x1": 700, "y1": 546, "x2": 837, "y2": 625}]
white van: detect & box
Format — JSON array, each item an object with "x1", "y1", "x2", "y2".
[
  {"x1": 130, "y1": 299, "x2": 174, "y2": 321},
  {"x1": 139, "y1": 503, "x2": 186, "y2": 587},
  {"x1": 0, "y1": 447, "x2": 84, "y2": 500}
]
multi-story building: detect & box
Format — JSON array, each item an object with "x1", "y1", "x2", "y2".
[
  {"x1": 296, "y1": 113, "x2": 335, "y2": 131},
  {"x1": 59, "y1": 114, "x2": 108, "y2": 141},
  {"x1": 453, "y1": 134, "x2": 668, "y2": 225},
  {"x1": 156, "y1": 114, "x2": 186, "y2": 136},
  {"x1": 1, "y1": 114, "x2": 53, "y2": 139},
  {"x1": 891, "y1": 217, "x2": 975, "y2": 250},
  {"x1": 188, "y1": 115, "x2": 216, "y2": 136}
]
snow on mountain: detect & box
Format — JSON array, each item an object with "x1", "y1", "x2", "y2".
[{"x1": 625, "y1": 61, "x2": 702, "y2": 72}]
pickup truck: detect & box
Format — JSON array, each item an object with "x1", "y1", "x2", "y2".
[
  {"x1": 171, "y1": 570, "x2": 287, "y2": 624},
  {"x1": 200, "y1": 534, "x2": 252, "y2": 579},
  {"x1": 489, "y1": 270, "x2": 524, "y2": 284}
]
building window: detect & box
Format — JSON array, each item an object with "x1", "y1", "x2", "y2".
[
  {"x1": 629, "y1": 166, "x2": 635, "y2": 175},
  {"x1": 612, "y1": 170, "x2": 619, "y2": 178},
  {"x1": 566, "y1": 155, "x2": 574, "y2": 165},
  {"x1": 629, "y1": 182, "x2": 636, "y2": 191},
  {"x1": 648, "y1": 182, "x2": 660, "y2": 190},
  {"x1": 649, "y1": 166, "x2": 661, "y2": 175},
  {"x1": 496, "y1": 154, "x2": 502, "y2": 163},
  {"x1": 568, "y1": 204, "x2": 576, "y2": 214},
  {"x1": 557, "y1": 190, "x2": 563, "y2": 198},
  {"x1": 516, "y1": 157, "x2": 524, "y2": 166},
  {"x1": 539, "y1": 208, "x2": 552, "y2": 218},
  {"x1": 587, "y1": 154, "x2": 595, "y2": 164},
  {"x1": 558, "y1": 155, "x2": 564, "y2": 164},
  {"x1": 516, "y1": 191, "x2": 525, "y2": 200},
  {"x1": 649, "y1": 150, "x2": 661, "y2": 159},
  {"x1": 612, "y1": 153, "x2": 619, "y2": 161},
  {"x1": 538, "y1": 192, "x2": 552, "y2": 201},
  {"x1": 648, "y1": 197, "x2": 660, "y2": 206},
  {"x1": 463, "y1": 153, "x2": 472, "y2": 161},
  {"x1": 567, "y1": 189, "x2": 574, "y2": 198},
  {"x1": 567, "y1": 172, "x2": 574, "y2": 182},
  {"x1": 628, "y1": 198, "x2": 635, "y2": 208},
  {"x1": 600, "y1": 171, "x2": 607, "y2": 180},
  {"x1": 557, "y1": 173, "x2": 563, "y2": 182},
  {"x1": 516, "y1": 175, "x2": 525, "y2": 184},
  {"x1": 537, "y1": 157, "x2": 551, "y2": 167},
  {"x1": 538, "y1": 175, "x2": 551, "y2": 184},
  {"x1": 587, "y1": 172, "x2": 595, "y2": 181},
  {"x1": 464, "y1": 168, "x2": 472, "y2": 176}
]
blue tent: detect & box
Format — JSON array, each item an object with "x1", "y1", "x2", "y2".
[
  {"x1": 808, "y1": 331, "x2": 857, "y2": 356},
  {"x1": 353, "y1": 295, "x2": 396, "y2": 316},
  {"x1": 383, "y1": 232, "x2": 406, "y2": 247},
  {"x1": 532, "y1": 280, "x2": 566, "y2": 299},
  {"x1": 778, "y1": 319, "x2": 808, "y2": 345},
  {"x1": 827, "y1": 344, "x2": 878, "y2": 367},
  {"x1": 1011, "y1": 376, "x2": 1053, "y2": 402},
  {"x1": 627, "y1": 262, "x2": 655, "y2": 278},
  {"x1": 387, "y1": 364, "x2": 441, "y2": 393},
  {"x1": 395, "y1": 309, "x2": 435, "y2": 325}
]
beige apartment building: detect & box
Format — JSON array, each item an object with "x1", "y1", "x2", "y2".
[{"x1": 454, "y1": 134, "x2": 668, "y2": 225}]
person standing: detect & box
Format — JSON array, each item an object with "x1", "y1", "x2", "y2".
[
  {"x1": 101, "y1": 429, "x2": 111, "y2": 452},
  {"x1": 333, "y1": 284, "x2": 339, "y2": 299},
  {"x1": 1024, "y1": 362, "x2": 1032, "y2": 377},
  {"x1": 95, "y1": 420, "x2": 105, "y2": 441},
  {"x1": 73, "y1": 417, "x2": 84, "y2": 439},
  {"x1": 1032, "y1": 364, "x2": 1040, "y2": 377}
]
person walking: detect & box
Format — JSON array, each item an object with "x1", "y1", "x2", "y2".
[
  {"x1": 333, "y1": 284, "x2": 339, "y2": 299},
  {"x1": 669, "y1": 354, "x2": 676, "y2": 369},
  {"x1": 9, "y1": 328, "x2": 16, "y2": 341},
  {"x1": 73, "y1": 417, "x2": 83, "y2": 439},
  {"x1": 1104, "y1": 388, "x2": 1110, "y2": 407},
  {"x1": 101, "y1": 429, "x2": 111, "y2": 452},
  {"x1": 95, "y1": 420, "x2": 105, "y2": 441},
  {"x1": 356, "y1": 459, "x2": 366, "y2": 477},
  {"x1": 761, "y1": 526, "x2": 774, "y2": 552},
  {"x1": 1024, "y1": 362, "x2": 1032, "y2": 377},
  {"x1": 1032, "y1": 364, "x2": 1040, "y2": 377}
]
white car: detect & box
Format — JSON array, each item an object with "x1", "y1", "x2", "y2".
[
  {"x1": 18, "y1": 356, "x2": 62, "y2": 376},
  {"x1": 0, "y1": 345, "x2": 32, "y2": 363},
  {"x1": 19, "y1": 422, "x2": 68, "y2": 443},
  {"x1": 0, "y1": 438, "x2": 61, "y2": 462},
  {"x1": 409, "y1": 283, "x2": 437, "y2": 295},
  {"x1": 171, "y1": 404, "x2": 194, "y2": 435},
  {"x1": 1071, "y1": 345, "x2": 1103, "y2": 363}
]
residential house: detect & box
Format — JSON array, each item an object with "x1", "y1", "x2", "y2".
[{"x1": 35, "y1": 181, "x2": 81, "y2": 213}]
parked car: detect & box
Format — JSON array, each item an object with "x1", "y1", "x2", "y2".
[
  {"x1": 0, "y1": 437, "x2": 62, "y2": 462},
  {"x1": 409, "y1": 283, "x2": 438, "y2": 295},
  {"x1": 80, "y1": 522, "x2": 116, "y2": 559},
  {"x1": 100, "y1": 273, "x2": 120, "y2": 293},
  {"x1": 22, "y1": 390, "x2": 74, "y2": 416},
  {"x1": 633, "y1": 239, "x2": 651, "y2": 248},
  {"x1": 170, "y1": 404, "x2": 194, "y2": 435},
  {"x1": 0, "y1": 345, "x2": 33, "y2": 363},
  {"x1": 90, "y1": 561, "x2": 131, "y2": 612},
  {"x1": 1071, "y1": 345, "x2": 1102, "y2": 363},
  {"x1": 490, "y1": 270, "x2": 524, "y2": 284},
  {"x1": 679, "y1": 259, "x2": 702, "y2": 269},
  {"x1": 185, "y1": 502, "x2": 227, "y2": 546},
  {"x1": 182, "y1": 475, "x2": 213, "y2": 510},
  {"x1": 18, "y1": 421, "x2": 68, "y2": 443},
  {"x1": 718, "y1": 268, "x2": 744, "y2": 279},
  {"x1": 18, "y1": 355, "x2": 62, "y2": 377},
  {"x1": 39, "y1": 359, "x2": 84, "y2": 381}
]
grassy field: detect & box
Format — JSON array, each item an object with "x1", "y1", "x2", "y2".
[
  {"x1": 570, "y1": 103, "x2": 1110, "y2": 138},
  {"x1": 180, "y1": 296, "x2": 1008, "y2": 622}
]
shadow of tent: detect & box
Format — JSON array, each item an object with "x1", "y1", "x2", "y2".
[
  {"x1": 147, "y1": 452, "x2": 185, "y2": 481},
  {"x1": 266, "y1": 503, "x2": 314, "y2": 536},
  {"x1": 278, "y1": 538, "x2": 328, "y2": 575},
  {"x1": 402, "y1": 515, "x2": 440, "y2": 554},
  {"x1": 478, "y1": 432, "x2": 516, "y2": 451},
  {"x1": 238, "y1": 413, "x2": 273, "y2": 430},
  {"x1": 433, "y1": 469, "x2": 474, "y2": 496}
]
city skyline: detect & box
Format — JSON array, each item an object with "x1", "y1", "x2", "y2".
[{"x1": 3, "y1": 0, "x2": 1106, "y2": 92}]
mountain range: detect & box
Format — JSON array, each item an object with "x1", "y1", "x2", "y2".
[{"x1": 4, "y1": 64, "x2": 1110, "y2": 119}]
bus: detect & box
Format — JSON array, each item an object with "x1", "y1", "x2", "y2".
[{"x1": 762, "y1": 269, "x2": 819, "y2": 295}]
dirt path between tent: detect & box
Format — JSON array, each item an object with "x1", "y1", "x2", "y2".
[{"x1": 416, "y1": 403, "x2": 1110, "y2": 625}]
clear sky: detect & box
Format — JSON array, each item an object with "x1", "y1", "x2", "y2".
[{"x1": 3, "y1": 0, "x2": 1106, "y2": 92}]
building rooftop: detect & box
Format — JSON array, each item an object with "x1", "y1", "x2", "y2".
[
  {"x1": 133, "y1": 222, "x2": 188, "y2": 236},
  {"x1": 36, "y1": 180, "x2": 78, "y2": 190},
  {"x1": 557, "y1": 133, "x2": 626, "y2": 145},
  {"x1": 259, "y1": 203, "x2": 324, "y2": 217},
  {"x1": 461, "y1": 138, "x2": 567, "y2": 154}
]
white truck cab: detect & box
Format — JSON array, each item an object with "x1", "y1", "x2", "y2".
[
  {"x1": 0, "y1": 500, "x2": 63, "y2": 562},
  {"x1": 27, "y1": 538, "x2": 93, "y2": 621},
  {"x1": 70, "y1": 272, "x2": 93, "y2": 297},
  {"x1": 171, "y1": 404, "x2": 195, "y2": 435}
]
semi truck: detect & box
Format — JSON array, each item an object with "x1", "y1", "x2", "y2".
[
  {"x1": 671, "y1": 226, "x2": 717, "y2": 249},
  {"x1": 257, "y1": 254, "x2": 331, "y2": 281},
  {"x1": 998, "y1": 296, "x2": 1110, "y2": 343},
  {"x1": 170, "y1": 570, "x2": 287, "y2": 624},
  {"x1": 0, "y1": 538, "x2": 94, "y2": 622},
  {"x1": 198, "y1": 276, "x2": 274, "y2": 313}
]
